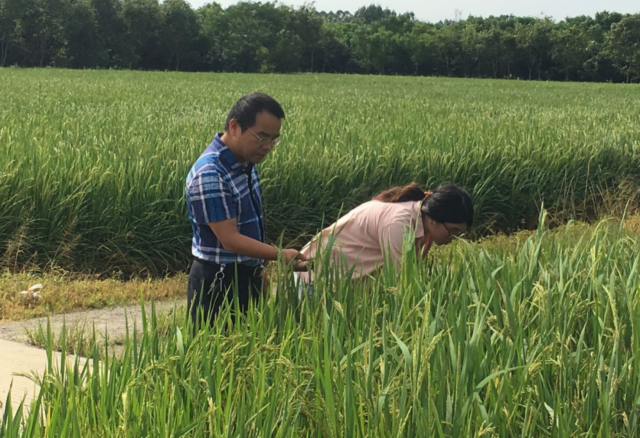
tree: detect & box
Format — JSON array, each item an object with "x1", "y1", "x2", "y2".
[
  {"x1": 352, "y1": 24, "x2": 397, "y2": 74},
  {"x1": 594, "y1": 11, "x2": 623, "y2": 33},
  {"x1": 65, "y1": 0, "x2": 105, "y2": 68},
  {"x1": 499, "y1": 26, "x2": 518, "y2": 78},
  {"x1": 211, "y1": 2, "x2": 282, "y2": 72},
  {"x1": 0, "y1": 0, "x2": 18, "y2": 66},
  {"x1": 460, "y1": 21, "x2": 483, "y2": 77},
  {"x1": 317, "y1": 22, "x2": 353, "y2": 73},
  {"x1": 433, "y1": 23, "x2": 462, "y2": 77},
  {"x1": 290, "y1": 5, "x2": 323, "y2": 72},
  {"x1": 17, "y1": 0, "x2": 69, "y2": 66},
  {"x1": 90, "y1": 0, "x2": 128, "y2": 67},
  {"x1": 353, "y1": 4, "x2": 393, "y2": 24},
  {"x1": 122, "y1": 0, "x2": 163, "y2": 69},
  {"x1": 515, "y1": 18, "x2": 553, "y2": 80},
  {"x1": 196, "y1": 2, "x2": 223, "y2": 70},
  {"x1": 605, "y1": 14, "x2": 640, "y2": 83},
  {"x1": 404, "y1": 22, "x2": 436, "y2": 75},
  {"x1": 0, "y1": 0, "x2": 635, "y2": 82},
  {"x1": 551, "y1": 21, "x2": 589, "y2": 81},
  {"x1": 479, "y1": 24, "x2": 504, "y2": 78},
  {"x1": 580, "y1": 13, "x2": 621, "y2": 82},
  {"x1": 269, "y1": 28, "x2": 303, "y2": 73},
  {"x1": 161, "y1": 0, "x2": 198, "y2": 70}
]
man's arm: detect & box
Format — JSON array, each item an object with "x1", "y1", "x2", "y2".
[
  {"x1": 187, "y1": 170, "x2": 306, "y2": 267},
  {"x1": 209, "y1": 219, "x2": 306, "y2": 266}
]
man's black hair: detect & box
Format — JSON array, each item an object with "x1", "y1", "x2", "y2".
[{"x1": 224, "y1": 93, "x2": 285, "y2": 132}]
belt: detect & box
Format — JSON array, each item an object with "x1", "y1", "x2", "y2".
[{"x1": 194, "y1": 257, "x2": 263, "y2": 277}]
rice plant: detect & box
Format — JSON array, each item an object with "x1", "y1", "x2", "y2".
[
  {"x1": 1, "y1": 69, "x2": 639, "y2": 274},
  {"x1": 2, "y1": 215, "x2": 639, "y2": 437}
]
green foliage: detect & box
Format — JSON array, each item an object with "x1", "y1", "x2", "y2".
[
  {"x1": 2, "y1": 217, "x2": 640, "y2": 436},
  {"x1": 1, "y1": 0, "x2": 640, "y2": 81},
  {"x1": 0, "y1": 70, "x2": 639, "y2": 275},
  {"x1": 605, "y1": 15, "x2": 640, "y2": 83}
]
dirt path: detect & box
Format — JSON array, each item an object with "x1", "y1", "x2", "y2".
[
  {"x1": 0, "y1": 299, "x2": 185, "y2": 345},
  {"x1": 0, "y1": 299, "x2": 187, "y2": 416}
]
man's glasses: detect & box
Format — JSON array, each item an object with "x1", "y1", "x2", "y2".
[{"x1": 249, "y1": 129, "x2": 280, "y2": 147}]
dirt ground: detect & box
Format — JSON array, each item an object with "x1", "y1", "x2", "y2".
[{"x1": 0, "y1": 299, "x2": 184, "y2": 345}]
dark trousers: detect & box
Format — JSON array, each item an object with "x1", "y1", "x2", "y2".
[{"x1": 187, "y1": 258, "x2": 263, "y2": 330}]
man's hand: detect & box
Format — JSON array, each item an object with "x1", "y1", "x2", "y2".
[
  {"x1": 281, "y1": 248, "x2": 308, "y2": 270},
  {"x1": 208, "y1": 220, "x2": 310, "y2": 267},
  {"x1": 281, "y1": 248, "x2": 304, "y2": 263}
]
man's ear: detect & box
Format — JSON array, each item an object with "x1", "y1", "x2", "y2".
[{"x1": 228, "y1": 119, "x2": 240, "y2": 136}]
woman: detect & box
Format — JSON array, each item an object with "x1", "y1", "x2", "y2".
[{"x1": 295, "y1": 183, "x2": 473, "y2": 294}]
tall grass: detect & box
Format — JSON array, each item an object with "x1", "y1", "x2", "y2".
[
  {"x1": 2, "y1": 216, "x2": 639, "y2": 436},
  {"x1": 1, "y1": 69, "x2": 639, "y2": 274}
]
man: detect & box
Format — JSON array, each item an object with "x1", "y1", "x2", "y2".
[{"x1": 185, "y1": 92, "x2": 307, "y2": 328}]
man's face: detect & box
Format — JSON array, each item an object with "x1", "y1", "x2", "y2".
[{"x1": 229, "y1": 111, "x2": 282, "y2": 164}]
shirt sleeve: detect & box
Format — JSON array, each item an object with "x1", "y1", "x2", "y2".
[
  {"x1": 187, "y1": 170, "x2": 236, "y2": 224},
  {"x1": 378, "y1": 221, "x2": 409, "y2": 270}
]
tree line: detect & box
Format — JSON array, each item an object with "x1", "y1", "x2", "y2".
[{"x1": 1, "y1": 0, "x2": 639, "y2": 82}]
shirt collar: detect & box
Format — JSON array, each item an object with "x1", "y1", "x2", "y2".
[{"x1": 208, "y1": 133, "x2": 246, "y2": 172}]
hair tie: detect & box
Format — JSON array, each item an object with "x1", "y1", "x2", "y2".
[{"x1": 423, "y1": 190, "x2": 432, "y2": 201}]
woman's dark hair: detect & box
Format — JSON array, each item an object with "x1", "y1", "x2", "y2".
[
  {"x1": 224, "y1": 92, "x2": 285, "y2": 132},
  {"x1": 373, "y1": 182, "x2": 474, "y2": 227},
  {"x1": 422, "y1": 184, "x2": 474, "y2": 227},
  {"x1": 372, "y1": 182, "x2": 425, "y2": 203}
]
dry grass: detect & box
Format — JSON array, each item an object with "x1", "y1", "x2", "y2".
[
  {"x1": 624, "y1": 215, "x2": 640, "y2": 233},
  {"x1": 0, "y1": 271, "x2": 186, "y2": 321}
]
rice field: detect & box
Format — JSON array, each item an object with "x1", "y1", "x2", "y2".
[
  {"x1": 1, "y1": 69, "x2": 640, "y2": 436},
  {"x1": 2, "y1": 216, "x2": 640, "y2": 436},
  {"x1": 1, "y1": 69, "x2": 639, "y2": 275}
]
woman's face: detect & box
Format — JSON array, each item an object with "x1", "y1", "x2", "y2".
[{"x1": 424, "y1": 217, "x2": 468, "y2": 245}]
